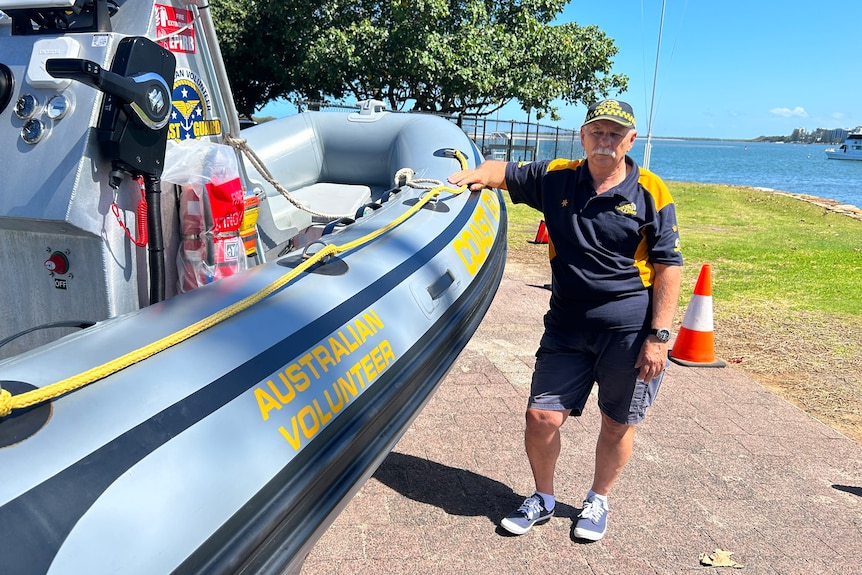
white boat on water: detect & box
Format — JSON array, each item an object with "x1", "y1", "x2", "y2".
[
  {"x1": 0, "y1": 1, "x2": 506, "y2": 573},
  {"x1": 825, "y1": 127, "x2": 862, "y2": 160}
]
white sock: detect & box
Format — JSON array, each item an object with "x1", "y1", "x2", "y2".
[
  {"x1": 536, "y1": 491, "x2": 555, "y2": 511},
  {"x1": 587, "y1": 490, "x2": 608, "y2": 506}
]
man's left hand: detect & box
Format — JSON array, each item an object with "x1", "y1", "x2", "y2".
[{"x1": 635, "y1": 337, "x2": 667, "y2": 382}]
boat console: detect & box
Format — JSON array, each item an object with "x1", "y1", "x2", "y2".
[{"x1": 0, "y1": 0, "x2": 228, "y2": 358}]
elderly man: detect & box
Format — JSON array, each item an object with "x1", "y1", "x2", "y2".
[{"x1": 448, "y1": 99, "x2": 682, "y2": 541}]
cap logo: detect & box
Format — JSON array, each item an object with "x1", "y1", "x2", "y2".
[{"x1": 585, "y1": 99, "x2": 636, "y2": 128}]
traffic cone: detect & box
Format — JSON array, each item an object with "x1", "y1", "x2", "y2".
[
  {"x1": 669, "y1": 264, "x2": 726, "y2": 368},
  {"x1": 532, "y1": 220, "x2": 549, "y2": 244}
]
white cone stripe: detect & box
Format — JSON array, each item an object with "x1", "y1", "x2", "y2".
[{"x1": 680, "y1": 294, "x2": 713, "y2": 332}]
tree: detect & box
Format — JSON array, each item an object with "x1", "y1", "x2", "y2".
[
  {"x1": 210, "y1": 0, "x2": 333, "y2": 117},
  {"x1": 211, "y1": 0, "x2": 627, "y2": 120}
]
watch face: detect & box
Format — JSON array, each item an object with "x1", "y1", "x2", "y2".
[{"x1": 655, "y1": 328, "x2": 671, "y2": 342}]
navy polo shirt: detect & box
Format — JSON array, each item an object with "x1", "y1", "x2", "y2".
[{"x1": 505, "y1": 156, "x2": 682, "y2": 330}]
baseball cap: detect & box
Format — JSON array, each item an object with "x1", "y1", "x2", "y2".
[{"x1": 583, "y1": 99, "x2": 636, "y2": 129}]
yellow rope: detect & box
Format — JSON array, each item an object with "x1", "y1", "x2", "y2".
[{"x1": 0, "y1": 150, "x2": 472, "y2": 418}]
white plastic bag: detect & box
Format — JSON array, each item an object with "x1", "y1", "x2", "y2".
[{"x1": 163, "y1": 140, "x2": 246, "y2": 292}]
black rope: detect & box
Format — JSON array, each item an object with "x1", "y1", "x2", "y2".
[{"x1": 0, "y1": 320, "x2": 96, "y2": 350}]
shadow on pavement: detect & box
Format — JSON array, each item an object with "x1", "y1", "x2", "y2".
[
  {"x1": 373, "y1": 451, "x2": 579, "y2": 524},
  {"x1": 832, "y1": 484, "x2": 862, "y2": 497}
]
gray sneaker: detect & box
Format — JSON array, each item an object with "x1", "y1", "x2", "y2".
[
  {"x1": 500, "y1": 493, "x2": 554, "y2": 535},
  {"x1": 573, "y1": 495, "x2": 608, "y2": 541}
]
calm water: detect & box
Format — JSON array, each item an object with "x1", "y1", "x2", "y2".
[{"x1": 628, "y1": 139, "x2": 862, "y2": 208}]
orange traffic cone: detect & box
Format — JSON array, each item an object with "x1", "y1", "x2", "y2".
[
  {"x1": 670, "y1": 264, "x2": 726, "y2": 367},
  {"x1": 532, "y1": 220, "x2": 549, "y2": 244}
]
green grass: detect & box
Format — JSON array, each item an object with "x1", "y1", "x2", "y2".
[{"x1": 503, "y1": 184, "x2": 862, "y2": 318}]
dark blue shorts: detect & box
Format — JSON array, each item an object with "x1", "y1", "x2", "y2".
[{"x1": 528, "y1": 321, "x2": 666, "y2": 425}]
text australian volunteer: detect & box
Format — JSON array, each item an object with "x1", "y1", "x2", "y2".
[{"x1": 448, "y1": 99, "x2": 682, "y2": 541}]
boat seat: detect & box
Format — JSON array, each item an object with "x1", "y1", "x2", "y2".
[{"x1": 289, "y1": 182, "x2": 372, "y2": 221}]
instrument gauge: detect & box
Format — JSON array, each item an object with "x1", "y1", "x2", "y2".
[
  {"x1": 46, "y1": 95, "x2": 71, "y2": 120},
  {"x1": 21, "y1": 118, "x2": 47, "y2": 144},
  {"x1": 15, "y1": 93, "x2": 38, "y2": 119}
]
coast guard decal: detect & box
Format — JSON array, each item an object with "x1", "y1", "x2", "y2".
[
  {"x1": 168, "y1": 68, "x2": 223, "y2": 141},
  {"x1": 154, "y1": 4, "x2": 196, "y2": 54}
]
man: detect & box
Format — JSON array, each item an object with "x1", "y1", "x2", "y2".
[{"x1": 448, "y1": 99, "x2": 682, "y2": 541}]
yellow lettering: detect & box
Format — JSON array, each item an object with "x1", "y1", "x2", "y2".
[
  {"x1": 311, "y1": 344, "x2": 336, "y2": 373},
  {"x1": 346, "y1": 325, "x2": 362, "y2": 346},
  {"x1": 278, "y1": 419, "x2": 301, "y2": 449},
  {"x1": 355, "y1": 319, "x2": 375, "y2": 343},
  {"x1": 349, "y1": 364, "x2": 367, "y2": 389},
  {"x1": 267, "y1": 373, "x2": 295, "y2": 404},
  {"x1": 192, "y1": 119, "x2": 222, "y2": 138},
  {"x1": 255, "y1": 388, "x2": 281, "y2": 421},
  {"x1": 361, "y1": 355, "x2": 377, "y2": 382},
  {"x1": 379, "y1": 340, "x2": 395, "y2": 364},
  {"x1": 339, "y1": 329, "x2": 360, "y2": 352},
  {"x1": 328, "y1": 336, "x2": 350, "y2": 363},
  {"x1": 339, "y1": 375, "x2": 358, "y2": 400},
  {"x1": 298, "y1": 405, "x2": 320, "y2": 439},
  {"x1": 454, "y1": 232, "x2": 480, "y2": 275},
  {"x1": 286, "y1": 363, "x2": 311, "y2": 392},
  {"x1": 453, "y1": 204, "x2": 497, "y2": 275},
  {"x1": 370, "y1": 346, "x2": 386, "y2": 374},
  {"x1": 482, "y1": 190, "x2": 501, "y2": 221},
  {"x1": 298, "y1": 354, "x2": 321, "y2": 380},
  {"x1": 468, "y1": 221, "x2": 489, "y2": 260},
  {"x1": 313, "y1": 399, "x2": 333, "y2": 426},
  {"x1": 362, "y1": 310, "x2": 384, "y2": 332},
  {"x1": 325, "y1": 382, "x2": 345, "y2": 412}
]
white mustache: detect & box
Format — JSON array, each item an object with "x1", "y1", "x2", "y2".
[{"x1": 592, "y1": 147, "x2": 617, "y2": 158}]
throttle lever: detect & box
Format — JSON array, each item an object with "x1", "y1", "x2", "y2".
[{"x1": 46, "y1": 57, "x2": 171, "y2": 130}]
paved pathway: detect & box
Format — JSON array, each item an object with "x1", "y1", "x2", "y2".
[{"x1": 301, "y1": 260, "x2": 861, "y2": 575}]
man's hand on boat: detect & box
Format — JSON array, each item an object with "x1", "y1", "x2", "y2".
[{"x1": 448, "y1": 160, "x2": 509, "y2": 192}]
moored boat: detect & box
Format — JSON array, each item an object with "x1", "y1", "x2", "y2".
[
  {"x1": 0, "y1": 1, "x2": 506, "y2": 573},
  {"x1": 825, "y1": 127, "x2": 862, "y2": 160}
]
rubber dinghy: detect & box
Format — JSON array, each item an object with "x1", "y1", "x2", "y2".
[{"x1": 0, "y1": 1, "x2": 506, "y2": 573}]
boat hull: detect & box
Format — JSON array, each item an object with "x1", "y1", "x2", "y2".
[
  {"x1": 0, "y1": 181, "x2": 507, "y2": 575},
  {"x1": 825, "y1": 150, "x2": 862, "y2": 160},
  {"x1": 825, "y1": 130, "x2": 862, "y2": 160}
]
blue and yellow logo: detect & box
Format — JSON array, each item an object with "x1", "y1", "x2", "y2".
[{"x1": 168, "y1": 68, "x2": 222, "y2": 141}]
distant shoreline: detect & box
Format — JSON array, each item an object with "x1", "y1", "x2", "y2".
[{"x1": 648, "y1": 136, "x2": 831, "y2": 144}]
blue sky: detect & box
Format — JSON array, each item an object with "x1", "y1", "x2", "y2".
[
  {"x1": 262, "y1": 1, "x2": 862, "y2": 140},
  {"x1": 548, "y1": 0, "x2": 862, "y2": 139}
]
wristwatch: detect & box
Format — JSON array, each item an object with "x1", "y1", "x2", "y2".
[{"x1": 650, "y1": 328, "x2": 671, "y2": 343}]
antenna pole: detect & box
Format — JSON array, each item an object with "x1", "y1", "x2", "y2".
[{"x1": 643, "y1": 0, "x2": 666, "y2": 170}]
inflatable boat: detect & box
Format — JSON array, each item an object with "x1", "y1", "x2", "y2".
[{"x1": 0, "y1": 1, "x2": 506, "y2": 573}]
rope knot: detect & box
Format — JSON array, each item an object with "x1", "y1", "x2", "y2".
[{"x1": 0, "y1": 388, "x2": 12, "y2": 418}]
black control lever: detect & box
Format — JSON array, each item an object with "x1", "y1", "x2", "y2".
[{"x1": 46, "y1": 58, "x2": 171, "y2": 130}]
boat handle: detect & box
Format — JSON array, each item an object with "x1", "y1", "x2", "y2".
[{"x1": 427, "y1": 270, "x2": 455, "y2": 301}]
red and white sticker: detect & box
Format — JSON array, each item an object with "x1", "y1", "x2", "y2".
[{"x1": 155, "y1": 4, "x2": 196, "y2": 54}]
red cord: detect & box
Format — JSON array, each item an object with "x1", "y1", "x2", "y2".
[{"x1": 112, "y1": 177, "x2": 148, "y2": 247}]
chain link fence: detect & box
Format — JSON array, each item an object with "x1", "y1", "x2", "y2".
[
  {"x1": 288, "y1": 101, "x2": 583, "y2": 163},
  {"x1": 451, "y1": 115, "x2": 581, "y2": 162}
]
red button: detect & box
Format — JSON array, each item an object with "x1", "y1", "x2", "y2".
[{"x1": 45, "y1": 251, "x2": 69, "y2": 275}]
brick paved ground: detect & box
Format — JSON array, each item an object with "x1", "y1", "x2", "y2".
[{"x1": 300, "y1": 260, "x2": 862, "y2": 575}]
